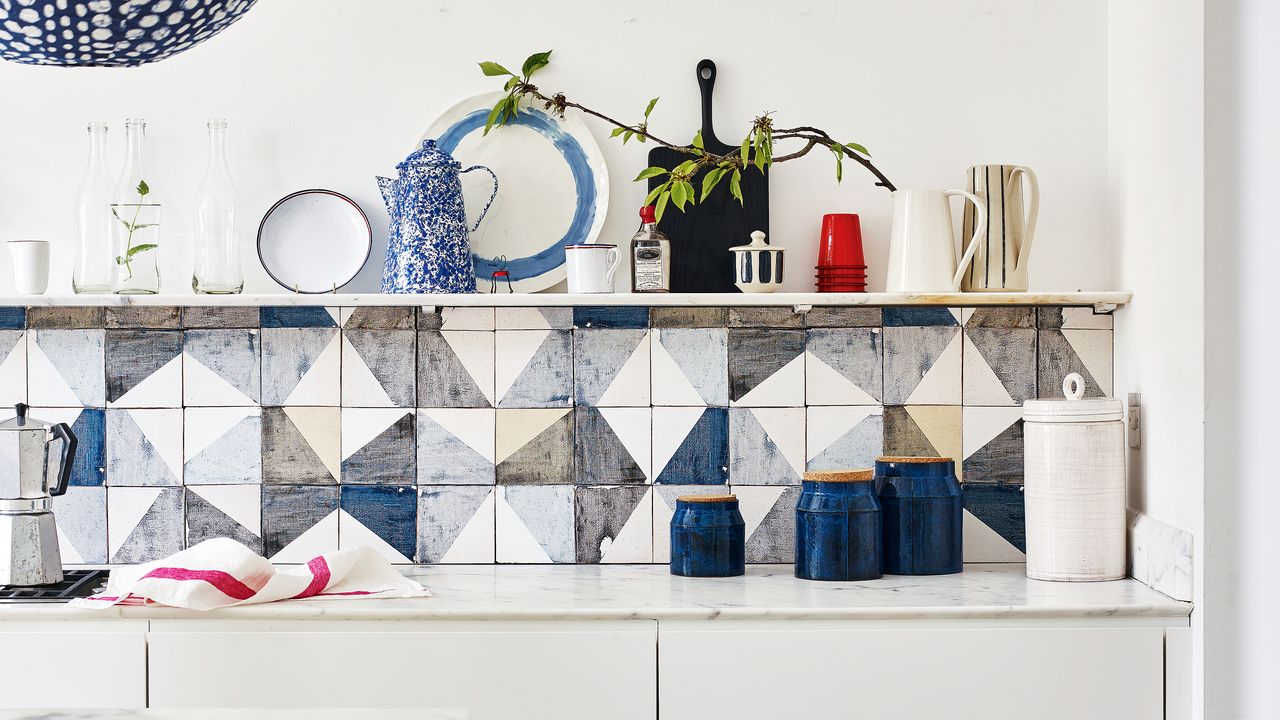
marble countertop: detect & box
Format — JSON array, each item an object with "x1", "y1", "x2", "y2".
[
  {"x1": 0, "y1": 711, "x2": 465, "y2": 719},
  {"x1": 0, "y1": 564, "x2": 1189, "y2": 622}
]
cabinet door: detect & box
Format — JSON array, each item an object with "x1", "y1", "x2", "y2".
[
  {"x1": 659, "y1": 622, "x2": 1164, "y2": 720},
  {"x1": 148, "y1": 620, "x2": 656, "y2": 720},
  {"x1": 0, "y1": 622, "x2": 147, "y2": 708}
]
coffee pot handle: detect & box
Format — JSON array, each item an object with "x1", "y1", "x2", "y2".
[
  {"x1": 946, "y1": 189, "x2": 987, "y2": 291},
  {"x1": 459, "y1": 165, "x2": 500, "y2": 233},
  {"x1": 47, "y1": 422, "x2": 76, "y2": 497},
  {"x1": 1008, "y1": 166, "x2": 1039, "y2": 274}
]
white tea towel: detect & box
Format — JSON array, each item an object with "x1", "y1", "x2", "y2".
[{"x1": 70, "y1": 538, "x2": 430, "y2": 610}]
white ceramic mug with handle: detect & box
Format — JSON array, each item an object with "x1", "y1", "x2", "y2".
[
  {"x1": 7, "y1": 240, "x2": 50, "y2": 295},
  {"x1": 564, "y1": 244, "x2": 620, "y2": 293}
]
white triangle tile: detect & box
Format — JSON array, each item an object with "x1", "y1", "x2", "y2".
[
  {"x1": 340, "y1": 336, "x2": 396, "y2": 408},
  {"x1": 185, "y1": 407, "x2": 259, "y2": 461},
  {"x1": 182, "y1": 353, "x2": 256, "y2": 407},
  {"x1": 650, "y1": 334, "x2": 705, "y2": 406},
  {"x1": 496, "y1": 489, "x2": 553, "y2": 563},
  {"x1": 495, "y1": 408, "x2": 569, "y2": 464},
  {"x1": 0, "y1": 334, "x2": 26, "y2": 406},
  {"x1": 494, "y1": 330, "x2": 549, "y2": 405},
  {"x1": 652, "y1": 407, "x2": 706, "y2": 477},
  {"x1": 599, "y1": 407, "x2": 652, "y2": 479},
  {"x1": 324, "y1": 307, "x2": 342, "y2": 326},
  {"x1": 191, "y1": 485, "x2": 261, "y2": 534},
  {"x1": 905, "y1": 330, "x2": 962, "y2": 405},
  {"x1": 442, "y1": 330, "x2": 496, "y2": 406},
  {"x1": 110, "y1": 354, "x2": 181, "y2": 409},
  {"x1": 440, "y1": 490, "x2": 496, "y2": 563},
  {"x1": 56, "y1": 525, "x2": 85, "y2": 565},
  {"x1": 805, "y1": 353, "x2": 878, "y2": 406},
  {"x1": 600, "y1": 489, "x2": 653, "y2": 563},
  {"x1": 731, "y1": 353, "x2": 805, "y2": 407},
  {"x1": 339, "y1": 308, "x2": 357, "y2": 326},
  {"x1": 962, "y1": 335, "x2": 1016, "y2": 406},
  {"x1": 341, "y1": 408, "x2": 411, "y2": 461},
  {"x1": 27, "y1": 336, "x2": 82, "y2": 407},
  {"x1": 735, "y1": 486, "x2": 787, "y2": 537},
  {"x1": 947, "y1": 308, "x2": 963, "y2": 324},
  {"x1": 421, "y1": 408, "x2": 495, "y2": 464},
  {"x1": 271, "y1": 509, "x2": 339, "y2": 563},
  {"x1": 597, "y1": 331, "x2": 651, "y2": 406},
  {"x1": 128, "y1": 409, "x2": 185, "y2": 479},
  {"x1": 962, "y1": 509, "x2": 1026, "y2": 562},
  {"x1": 751, "y1": 408, "x2": 807, "y2": 477},
  {"x1": 284, "y1": 406, "x2": 342, "y2": 480},
  {"x1": 441, "y1": 307, "x2": 496, "y2": 331},
  {"x1": 1063, "y1": 329, "x2": 1114, "y2": 395},
  {"x1": 806, "y1": 406, "x2": 881, "y2": 461},
  {"x1": 338, "y1": 509, "x2": 412, "y2": 564},
  {"x1": 962, "y1": 406, "x2": 1024, "y2": 459},
  {"x1": 495, "y1": 308, "x2": 550, "y2": 330},
  {"x1": 283, "y1": 332, "x2": 341, "y2": 406},
  {"x1": 107, "y1": 487, "x2": 161, "y2": 557}
]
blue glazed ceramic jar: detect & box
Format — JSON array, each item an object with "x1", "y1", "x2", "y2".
[
  {"x1": 670, "y1": 495, "x2": 745, "y2": 577},
  {"x1": 875, "y1": 457, "x2": 964, "y2": 575},
  {"x1": 795, "y1": 470, "x2": 883, "y2": 581}
]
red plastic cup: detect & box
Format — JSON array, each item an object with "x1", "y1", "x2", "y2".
[{"x1": 818, "y1": 214, "x2": 865, "y2": 267}]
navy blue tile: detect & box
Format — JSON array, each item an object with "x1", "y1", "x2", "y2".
[
  {"x1": 573, "y1": 306, "x2": 649, "y2": 329},
  {"x1": 69, "y1": 408, "x2": 106, "y2": 487},
  {"x1": 961, "y1": 484, "x2": 1026, "y2": 553},
  {"x1": 0, "y1": 307, "x2": 25, "y2": 329},
  {"x1": 261, "y1": 307, "x2": 338, "y2": 328},
  {"x1": 883, "y1": 307, "x2": 959, "y2": 327},
  {"x1": 655, "y1": 407, "x2": 729, "y2": 484},
  {"x1": 341, "y1": 485, "x2": 417, "y2": 559}
]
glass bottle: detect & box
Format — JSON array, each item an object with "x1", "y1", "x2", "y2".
[
  {"x1": 111, "y1": 118, "x2": 161, "y2": 295},
  {"x1": 72, "y1": 122, "x2": 114, "y2": 294},
  {"x1": 630, "y1": 205, "x2": 671, "y2": 292},
  {"x1": 192, "y1": 118, "x2": 243, "y2": 293}
]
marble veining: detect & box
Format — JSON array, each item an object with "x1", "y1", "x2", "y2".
[
  {"x1": 1128, "y1": 510, "x2": 1194, "y2": 602},
  {"x1": 0, "y1": 564, "x2": 1189, "y2": 622},
  {"x1": 0, "y1": 711, "x2": 464, "y2": 720}
]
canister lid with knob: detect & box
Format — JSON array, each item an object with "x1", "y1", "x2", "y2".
[{"x1": 1023, "y1": 373, "x2": 1124, "y2": 423}]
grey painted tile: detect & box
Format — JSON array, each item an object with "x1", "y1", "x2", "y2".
[
  {"x1": 417, "y1": 485, "x2": 495, "y2": 563},
  {"x1": 883, "y1": 325, "x2": 961, "y2": 405},
  {"x1": 496, "y1": 409, "x2": 573, "y2": 485},
  {"x1": 108, "y1": 487, "x2": 183, "y2": 564},
  {"x1": 183, "y1": 329, "x2": 262, "y2": 406},
  {"x1": 28, "y1": 329, "x2": 105, "y2": 408},
  {"x1": 418, "y1": 307, "x2": 496, "y2": 331},
  {"x1": 261, "y1": 328, "x2": 340, "y2": 406},
  {"x1": 651, "y1": 328, "x2": 728, "y2": 407},
  {"x1": 495, "y1": 330, "x2": 572, "y2": 408},
  {"x1": 416, "y1": 330, "x2": 494, "y2": 408},
  {"x1": 494, "y1": 307, "x2": 573, "y2": 330},
  {"x1": 728, "y1": 307, "x2": 804, "y2": 328},
  {"x1": 262, "y1": 484, "x2": 338, "y2": 558},
  {"x1": 574, "y1": 485, "x2": 652, "y2": 563},
  {"x1": 343, "y1": 329, "x2": 416, "y2": 407},
  {"x1": 805, "y1": 328, "x2": 883, "y2": 404},
  {"x1": 105, "y1": 409, "x2": 183, "y2": 486},
  {"x1": 803, "y1": 307, "x2": 882, "y2": 328},
  {"x1": 1037, "y1": 329, "x2": 1113, "y2": 398},
  {"x1": 28, "y1": 307, "x2": 104, "y2": 329},
  {"x1": 728, "y1": 328, "x2": 805, "y2": 405},
  {"x1": 53, "y1": 486, "x2": 106, "y2": 563},
  {"x1": 105, "y1": 306, "x2": 181, "y2": 329},
  {"x1": 574, "y1": 407, "x2": 649, "y2": 485},
  {"x1": 262, "y1": 407, "x2": 340, "y2": 485},
  {"x1": 105, "y1": 330, "x2": 182, "y2": 406},
  {"x1": 1037, "y1": 306, "x2": 1114, "y2": 329},
  {"x1": 341, "y1": 409, "x2": 416, "y2": 484},
  {"x1": 343, "y1": 306, "x2": 415, "y2": 329},
  {"x1": 805, "y1": 406, "x2": 884, "y2": 471},
  {"x1": 650, "y1": 307, "x2": 728, "y2": 328},
  {"x1": 185, "y1": 486, "x2": 262, "y2": 553},
  {"x1": 182, "y1": 306, "x2": 261, "y2": 328},
  {"x1": 183, "y1": 407, "x2": 262, "y2": 485},
  {"x1": 964, "y1": 327, "x2": 1036, "y2": 405},
  {"x1": 497, "y1": 485, "x2": 575, "y2": 563},
  {"x1": 417, "y1": 408, "x2": 495, "y2": 485},
  {"x1": 729, "y1": 407, "x2": 805, "y2": 485},
  {"x1": 737, "y1": 486, "x2": 800, "y2": 564},
  {"x1": 573, "y1": 329, "x2": 650, "y2": 407},
  {"x1": 963, "y1": 307, "x2": 1035, "y2": 328}
]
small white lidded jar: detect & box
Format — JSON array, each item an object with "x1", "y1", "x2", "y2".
[{"x1": 1022, "y1": 373, "x2": 1126, "y2": 581}]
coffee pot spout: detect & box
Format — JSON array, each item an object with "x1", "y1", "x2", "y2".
[{"x1": 376, "y1": 176, "x2": 396, "y2": 214}]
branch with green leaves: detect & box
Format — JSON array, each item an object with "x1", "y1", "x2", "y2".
[
  {"x1": 112, "y1": 180, "x2": 158, "y2": 280},
  {"x1": 478, "y1": 51, "x2": 897, "y2": 221}
]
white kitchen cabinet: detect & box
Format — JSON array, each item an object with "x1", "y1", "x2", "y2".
[
  {"x1": 658, "y1": 621, "x2": 1165, "y2": 720},
  {"x1": 0, "y1": 621, "x2": 147, "y2": 708},
  {"x1": 147, "y1": 620, "x2": 656, "y2": 720}
]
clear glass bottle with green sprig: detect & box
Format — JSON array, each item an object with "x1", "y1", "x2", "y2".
[{"x1": 110, "y1": 119, "x2": 160, "y2": 294}]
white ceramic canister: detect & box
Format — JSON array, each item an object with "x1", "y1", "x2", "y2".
[
  {"x1": 729, "y1": 231, "x2": 785, "y2": 293},
  {"x1": 1022, "y1": 373, "x2": 1126, "y2": 581}
]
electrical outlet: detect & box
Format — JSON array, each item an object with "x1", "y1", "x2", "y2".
[{"x1": 1127, "y1": 393, "x2": 1142, "y2": 449}]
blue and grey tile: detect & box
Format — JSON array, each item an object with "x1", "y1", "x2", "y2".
[
  {"x1": 574, "y1": 407, "x2": 650, "y2": 485},
  {"x1": 494, "y1": 330, "x2": 572, "y2": 408},
  {"x1": 184, "y1": 407, "x2": 262, "y2": 485},
  {"x1": 28, "y1": 329, "x2": 104, "y2": 407},
  {"x1": 340, "y1": 408, "x2": 416, "y2": 484},
  {"x1": 652, "y1": 406, "x2": 728, "y2": 484},
  {"x1": 883, "y1": 324, "x2": 962, "y2": 405},
  {"x1": 805, "y1": 328, "x2": 882, "y2": 405},
  {"x1": 108, "y1": 486, "x2": 183, "y2": 563},
  {"x1": 417, "y1": 408, "x2": 495, "y2": 485},
  {"x1": 573, "y1": 306, "x2": 648, "y2": 329},
  {"x1": 340, "y1": 484, "x2": 417, "y2": 563},
  {"x1": 573, "y1": 328, "x2": 650, "y2": 406},
  {"x1": 496, "y1": 485, "x2": 575, "y2": 563},
  {"x1": 650, "y1": 328, "x2": 728, "y2": 406},
  {"x1": 53, "y1": 486, "x2": 106, "y2": 563},
  {"x1": 417, "y1": 485, "x2": 496, "y2": 563},
  {"x1": 729, "y1": 407, "x2": 805, "y2": 485},
  {"x1": 261, "y1": 306, "x2": 340, "y2": 328},
  {"x1": 261, "y1": 328, "x2": 341, "y2": 406},
  {"x1": 805, "y1": 405, "x2": 884, "y2": 471},
  {"x1": 183, "y1": 329, "x2": 261, "y2": 406},
  {"x1": 106, "y1": 408, "x2": 183, "y2": 486}
]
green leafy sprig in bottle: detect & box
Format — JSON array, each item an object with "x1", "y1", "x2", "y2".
[{"x1": 113, "y1": 179, "x2": 157, "y2": 280}]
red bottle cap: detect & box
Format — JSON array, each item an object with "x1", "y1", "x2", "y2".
[{"x1": 639, "y1": 205, "x2": 656, "y2": 223}]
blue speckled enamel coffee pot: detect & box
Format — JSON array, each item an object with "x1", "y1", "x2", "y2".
[
  {"x1": 670, "y1": 495, "x2": 745, "y2": 577},
  {"x1": 377, "y1": 139, "x2": 498, "y2": 294},
  {"x1": 795, "y1": 470, "x2": 882, "y2": 581},
  {"x1": 875, "y1": 456, "x2": 964, "y2": 575}
]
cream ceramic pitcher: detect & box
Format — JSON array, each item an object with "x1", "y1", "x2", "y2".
[
  {"x1": 961, "y1": 164, "x2": 1039, "y2": 291},
  {"x1": 885, "y1": 189, "x2": 986, "y2": 292}
]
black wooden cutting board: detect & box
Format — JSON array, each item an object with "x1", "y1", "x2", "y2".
[{"x1": 647, "y1": 59, "x2": 769, "y2": 293}]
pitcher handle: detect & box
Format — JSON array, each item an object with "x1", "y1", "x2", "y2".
[
  {"x1": 945, "y1": 189, "x2": 986, "y2": 291},
  {"x1": 1008, "y1": 166, "x2": 1039, "y2": 275},
  {"x1": 48, "y1": 422, "x2": 76, "y2": 497},
  {"x1": 460, "y1": 165, "x2": 499, "y2": 233}
]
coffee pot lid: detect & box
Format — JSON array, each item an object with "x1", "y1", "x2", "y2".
[
  {"x1": 0, "y1": 403, "x2": 51, "y2": 431},
  {"x1": 1023, "y1": 373, "x2": 1124, "y2": 423},
  {"x1": 396, "y1": 139, "x2": 460, "y2": 171}
]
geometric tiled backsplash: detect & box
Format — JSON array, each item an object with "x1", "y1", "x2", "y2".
[{"x1": 0, "y1": 303, "x2": 1114, "y2": 566}]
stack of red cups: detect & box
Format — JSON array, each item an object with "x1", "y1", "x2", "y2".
[{"x1": 816, "y1": 213, "x2": 867, "y2": 292}]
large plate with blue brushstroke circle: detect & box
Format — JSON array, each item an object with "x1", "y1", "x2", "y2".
[{"x1": 424, "y1": 92, "x2": 609, "y2": 293}]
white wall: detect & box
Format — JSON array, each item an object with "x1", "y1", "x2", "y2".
[
  {"x1": 0, "y1": 0, "x2": 1110, "y2": 295},
  {"x1": 1107, "y1": 0, "x2": 1206, "y2": 715},
  {"x1": 1204, "y1": 1, "x2": 1280, "y2": 717}
]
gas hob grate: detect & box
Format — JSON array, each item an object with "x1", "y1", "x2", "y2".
[{"x1": 0, "y1": 569, "x2": 108, "y2": 602}]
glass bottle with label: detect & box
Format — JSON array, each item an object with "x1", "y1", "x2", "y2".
[
  {"x1": 72, "y1": 121, "x2": 114, "y2": 294},
  {"x1": 192, "y1": 118, "x2": 243, "y2": 293},
  {"x1": 630, "y1": 205, "x2": 670, "y2": 292}
]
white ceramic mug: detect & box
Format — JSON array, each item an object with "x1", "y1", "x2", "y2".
[
  {"x1": 7, "y1": 240, "x2": 50, "y2": 295},
  {"x1": 564, "y1": 244, "x2": 620, "y2": 293}
]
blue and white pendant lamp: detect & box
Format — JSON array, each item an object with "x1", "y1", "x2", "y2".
[{"x1": 0, "y1": 0, "x2": 258, "y2": 67}]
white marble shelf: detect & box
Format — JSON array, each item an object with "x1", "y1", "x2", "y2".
[
  {"x1": 0, "y1": 564, "x2": 1188, "y2": 622},
  {"x1": 0, "y1": 291, "x2": 1132, "y2": 309}
]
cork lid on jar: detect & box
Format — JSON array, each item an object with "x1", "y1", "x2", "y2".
[
  {"x1": 676, "y1": 494, "x2": 738, "y2": 503},
  {"x1": 875, "y1": 456, "x2": 954, "y2": 464},
  {"x1": 802, "y1": 469, "x2": 873, "y2": 482}
]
